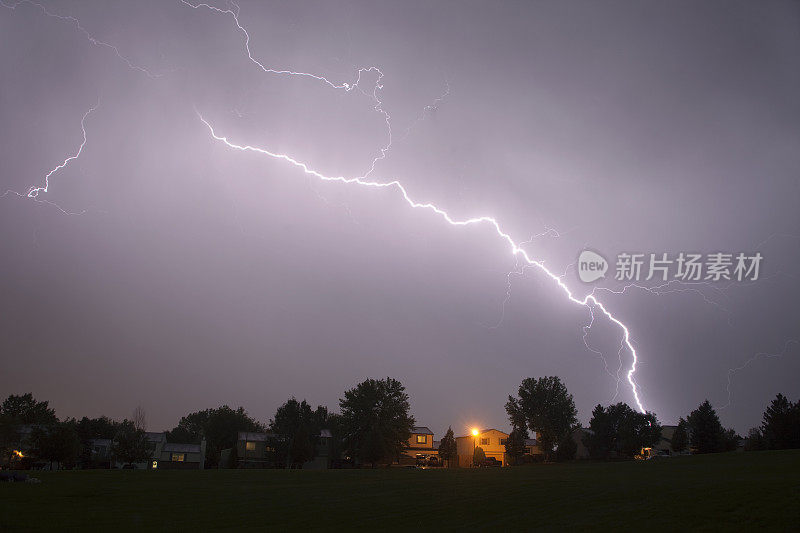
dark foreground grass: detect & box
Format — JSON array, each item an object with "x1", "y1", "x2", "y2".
[{"x1": 1, "y1": 450, "x2": 798, "y2": 531}]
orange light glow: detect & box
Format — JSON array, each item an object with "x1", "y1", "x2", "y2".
[
  {"x1": 13, "y1": 450, "x2": 24, "y2": 458},
  {"x1": 471, "y1": 429, "x2": 479, "y2": 436}
]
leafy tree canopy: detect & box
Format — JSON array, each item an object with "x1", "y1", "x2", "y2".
[
  {"x1": 339, "y1": 377, "x2": 414, "y2": 466},
  {"x1": 506, "y1": 376, "x2": 577, "y2": 460},
  {"x1": 583, "y1": 403, "x2": 662, "y2": 459}
]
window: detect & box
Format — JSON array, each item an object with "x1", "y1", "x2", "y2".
[
  {"x1": 171, "y1": 453, "x2": 185, "y2": 462},
  {"x1": 246, "y1": 441, "x2": 256, "y2": 451},
  {"x1": 151, "y1": 460, "x2": 158, "y2": 469},
  {"x1": 480, "y1": 438, "x2": 490, "y2": 446},
  {"x1": 416, "y1": 435, "x2": 427, "y2": 444}
]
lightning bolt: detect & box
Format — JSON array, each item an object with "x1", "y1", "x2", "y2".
[
  {"x1": 196, "y1": 112, "x2": 648, "y2": 413},
  {"x1": 26, "y1": 103, "x2": 98, "y2": 199},
  {"x1": 722, "y1": 339, "x2": 799, "y2": 410},
  {"x1": 0, "y1": 0, "x2": 162, "y2": 78},
  {"x1": 1, "y1": 101, "x2": 98, "y2": 215},
  {"x1": 180, "y1": 0, "x2": 649, "y2": 412}
]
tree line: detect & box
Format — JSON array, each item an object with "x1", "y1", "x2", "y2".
[
  {"x1": 0, "y1": 377, "x2": 417, "y2": 469},
  {"x1": 2, "y1": 378, "x2": 798, "y2": 470}
]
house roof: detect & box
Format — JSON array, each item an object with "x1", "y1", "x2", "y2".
[
  {"x1": 238, "y1": 432, "x2": 277, "y2": 442},
  {"x1": 412, "y1": 426, "x2": 434, "y2": 435},
  {"x1": 524, "y1": 438, "x2": 538, "y2": 446},
  {"x1": 163, "y1": 443, "x2": 201, "y2": 453},
  {"x1": 319, "y1": 429, "x2": 333, "y2": 438},
  {"x1": 457, "y1": 428, "x2": 508, "y2": 439},
  {"x1": 146, "y1": 432, "x2": 167, "y2": 443}
]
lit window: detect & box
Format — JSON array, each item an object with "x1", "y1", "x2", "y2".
[
  {"x1": 152, "y1": 461, "x2": 158, "y2": 469},
  {"x1": 480, "y1": 438, "x2": 490, "y2": 446},
  {"x1": 171, "y1": 453, "x2": 185, "y2": 462},
  {"x1": 246, "y1": 441, "x2": 256, "y2": 451},
  {"x1": 416, "y1": 435, "x2": 426, "y2": 444}
]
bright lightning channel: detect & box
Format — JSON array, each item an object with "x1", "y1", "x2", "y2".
[
  {"x1": 27, "y1": 103, "x2": 98, "y2": 199},
  {"x1": 196, "y1": 112, "x2": 648, "y2": 413}
]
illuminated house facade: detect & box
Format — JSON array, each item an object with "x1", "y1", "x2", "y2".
[
  {"x1": 401, "y1": 426, "x2": 438, "y2": 464},
  {"x1": 456, "y1": 428, "x2": 510, "y2": 466}
]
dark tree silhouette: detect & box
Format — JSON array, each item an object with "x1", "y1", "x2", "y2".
[
  {"x1": 761, "y1": 393, "x2": 800, "y2": 450},
  {"x1": 472, "y1": 446, "x2": 486, "y2": 465},
  {"x1": 270, "y1": 398, "x2": 328, "y2": 468},
  {"x1": 686, "y1": 400, "x2": 726, "y2": 454},
  {"x1": 111, "y1": 420, "x2": 151, "y2": 466},
  {"x1": 339, "y1": 377, "x2": 415, "y2": 467},
  {"x1": 555, "y1": 432, "x2": 577, "y2": 462},
  {"x1": 30, "y1": 423, "x2": 81, "y2": 470},
  {"x1": 506, "y1": 376, "x2": 578, "y2": 460},
  {"x1": 504, "y1": 426, "x2": 529, "y2": 465},
  {"x1": 0, "y1": 393, "x2": 58, "y2": 425},
  {"x1": 437, "y1": 426, "x2": 458, "y2": 467},
  {"x1": 671, "y1": 418, "x2": 689, "y2": 453},
  {"x1": 583, "y1": 403, "x2": 661, "y2": 459},
  {"x1": 0, "y1": 393, "x2": 59, "y2": 467}
]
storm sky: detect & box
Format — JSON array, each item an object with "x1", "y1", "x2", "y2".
[{"x1": 1, "y1": 0, "x2": 798, "y2": 436}]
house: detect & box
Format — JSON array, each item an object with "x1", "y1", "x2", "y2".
[
  {"x1": 88, "y1": 438, "x2": 114, "y2": 468},
  {"x1": 570, "y1": 427, "x2": 592, "y2": 459},
  {"x1": 640, "y1": 425, "x2": 689, "y2": 458},
  {"x1": 228, "y1": 431, "x2": 279, "y2": 468},
  {"x1": 456, "y1": 429, "x2": 509, "y2": 466},
  {"x1": 303, "y1": 429, "x2": 333, "y2": 469},
  {"x1": 151, "y1": 441, "x2": 205, "y2": 469},
  {"x1": 401, "y1": 426, "x2": 438, "y2": 465},
  {"x1": 652, "y1": 425, "x2": 679, "y2": 456},
  {"x1": 225, "y1": 430, "x2": 332, "y2": 469},
  {"x1": 142, "y1": 432, "x2": 205, "y2": 470},
  {"x1": 524, "y1": 438, "x2": 543, "y2": 459}
]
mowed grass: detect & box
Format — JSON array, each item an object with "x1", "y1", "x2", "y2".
[{"x1": 1, "y1": 450, "x2": 798, "y2": 531}]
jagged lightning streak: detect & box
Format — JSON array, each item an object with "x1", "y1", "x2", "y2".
[
  {"x1": 722, "y1": 339, "x2": 799, "y2": 410},
  {"x1": 179, "y1": 0, "x2": 393, "y2": 179},
  {"x1": 26, "y1": 103, "x2": 97, "y2": 199},
  {"x1": 1, "y1": 102, "x2": 98, "y2": 214},
  {"x1": 0, "y1": 0, "x2": 162, "y2": 78},
  {"x1": 180, "y1": 3, "x2": 644, "y2": 411},
  {"x1": 196, "y1": 112, "x2": 648, "y2": 413}
]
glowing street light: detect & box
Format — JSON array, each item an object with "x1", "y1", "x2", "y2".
[{"x1": 471, "y1": 428, "x2": 479, "y2": 466}]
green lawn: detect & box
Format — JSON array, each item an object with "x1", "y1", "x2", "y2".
[{"x1": 1, "y1": 450, "x2": 798, "y2": 531}]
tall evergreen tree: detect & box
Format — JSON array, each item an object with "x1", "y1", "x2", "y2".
[
  {"x1": 761, "y1": 393, "x2": 800, "y2": 450},
  {"x1": 437, "y1": 426, "x2": 458, "y2": 467},
  {"x1": 671, "y1": 418, "x2": 689, "y2": 453},
  {"x1": 686, "y1": 400, "x2": 726, "y2": 454}
]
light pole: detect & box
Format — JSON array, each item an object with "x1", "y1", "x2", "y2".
[{"x1": 471, "y1": 428, "x2": 479, "y2": 467}]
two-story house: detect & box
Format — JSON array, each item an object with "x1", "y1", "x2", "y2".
[
  {"x1": 456, "y1": 428, "x2": 509, "y2": 466},
  {"x1": 401, "y1": 426, "x2": 438, "y2": 465}
]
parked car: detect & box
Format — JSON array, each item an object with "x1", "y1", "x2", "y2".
[{"x1": 480, "y1": 457, "x2": 501, "y2": 467}]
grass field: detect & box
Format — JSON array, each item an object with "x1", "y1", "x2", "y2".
[{"x1": 1, "y1": 450, "x2": 798, "y2": 531}]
